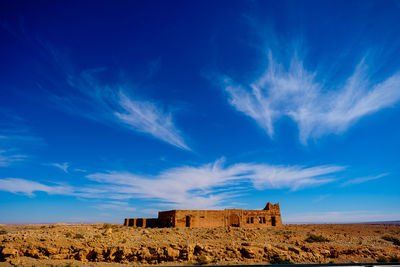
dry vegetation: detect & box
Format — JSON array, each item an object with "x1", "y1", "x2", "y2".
[{"x1": 0, "y1": 223, "x2": 400, "y2": 266}]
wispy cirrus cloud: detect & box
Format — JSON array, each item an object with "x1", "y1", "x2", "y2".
[
  {"x1": 115, "y1": 91, "x2": 189, "y2": 150},
  {"x1": 92, "y1": 201, "x2": 136, "y2": 212},
  {"x1": 45, "y1": 162, "x2": 86, "y2": 174},
  {"x1": 86, "y1": 159, "x2": 343, "y2": 209},
  {"x1": 0, "y1": 178, "x2": 73, "y2": 197},
  {"x1": 73, "y1": 168, "x2": 87, "y2": 173},
  {"x1": 0, "y1": 150, "x2": 26, "y2": 167},
  {"x1": 221, "y1": 52, "x2": 400, "y2": 144},
  {"x1": 0, "y1": 133, "x2": 37, "y2": 167},
  {"x1": 0, "y1": 159, "x2": 344, "y2": 210},
  {"x1": 40, "y1": 47, "x2": 189, "y2": 150},
  {"x1": 47, "y1": 162, "x2": 70, "y2": 173},
  {"x1": 341, "y1": 173, "x2": 388, "y2": 187},
  {"x1": 0, "y1": 113, "x2": 46, "y2": 167}
]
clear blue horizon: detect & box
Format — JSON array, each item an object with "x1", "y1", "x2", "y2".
[{"x1": 1, "y1": 0, "x2": 400, "y2": 224}]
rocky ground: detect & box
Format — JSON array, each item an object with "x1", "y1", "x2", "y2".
[{"x1": 0, "y1": 223, "x2": 400, "y2": 266}]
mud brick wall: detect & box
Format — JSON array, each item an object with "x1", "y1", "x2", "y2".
[
  {"x1": 158, "y1": 210, "x2": 176, "y2": 227},
  {"x1": 145, "y1": 218, "x2": 159, "y2": 228},
  {"x1": 174, "y1": 210, "x2": 226, "y2": 227},
  {"x1": 124, "y1": 202, "x2": 282, "y2": 228}
]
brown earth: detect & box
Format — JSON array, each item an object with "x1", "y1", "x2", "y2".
[{"x1": 0, "y1": 223, "x2": 399, "y2": 266}]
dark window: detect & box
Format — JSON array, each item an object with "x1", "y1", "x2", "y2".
[
  {"x1": 186, "y1": 216, "x2": 191, "y2": 227},
  {"x1": 246, "y1": 217, "x2": 250, "y2": 224},
  {"x1": 200, "y1": 216, "x2": 205, "y2": 219},
  {"x1": 271, "y1": 216, "x2": 276, "y2": 226},
  {"x1": 263, "y1": 217, "x2": 266, "y2": 224},
  {"x1": 250, "y1": 217, "x2": 254, "y2": 223},
  {"x1": 258, "y1": 217, "x2": 262, "y2": 223}
]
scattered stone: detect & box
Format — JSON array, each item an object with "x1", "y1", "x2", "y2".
[
  {"x1": 289, "y1": 246, "x2": 301, "y2": 254},
  {"x1": 103, "y1": 228, "x2": 112, "y2": 235},
  {"x1": 241, "y1": 247, "x2": 257, "y2": 258},
  {"x1": 1, "y1": 247, "x2": 18, "y2": 257},
  {"x1": 0, "y1": 223, "x2": 398, "y2": 265}
]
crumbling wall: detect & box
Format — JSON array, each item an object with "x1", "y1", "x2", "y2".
[
  {"x1": 174, "y1": 210, "x2": 226, "y2": 227},
  {"x1": 242, "y1": 210, "x2": 282, "y2": 227},
  {"x1": 124, "y1": 218, "x2": 158, "y2": 227},
  {"x1": 158, "y1": 210, "x2": 176, "y2": 227},
  {"x1": 145, "y1": 218, "x2": 159, "y2": 228},
  {"x1": 124, "y1": 202, "x2": 282, "y2": 228}
]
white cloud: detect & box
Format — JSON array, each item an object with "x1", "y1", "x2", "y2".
[
  {"x1": 0, "y1": 178, "x2": 73, "y2": 197},
  {"x1": 92, "y1": 201, "x2": 136, "y2": 212},
  {"x1": 0, "y1": 150, "x2": 26, "y2": 167},
  {"x1": 42, "y1": 48, "x2": 189, "y2": 150},
  {"x1": 312, "y1": 194, "x2": 331, "y2": 203},
  {"x1": 231, "y1": 163, "x2": 342, "y2": 191},
  {"x1": 48, "y1": 162, "x2": 70, "y2": 173},
  {"x1": 115, "y1": 92, "x2": 189, "y2": 150},
  {"x1": 86, "y1": 159, "x2": 344, "y2": 209},
  {"x1": 0, "y1": 159, "x2": 345, "y2": 210},
  {"x1": 222, "y1": 52, "x2": 400, "y2": 144},
  {"x1": 73, "y1": 168, "x2": 87, "y2": 173},
  {"x1": 0, "y1": 131, "x2": 44, "y2": 167},
  {"x1": 341, "y1": 173, "x2": 388, "y2": 187}
]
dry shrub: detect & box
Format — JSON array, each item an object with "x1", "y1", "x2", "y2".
[
  {"x1": 74, "y1": 233, "x2": 84, "y2": 239},
  {"x1": 305, "y1": 234, "x2": 330, "y2": 243}
]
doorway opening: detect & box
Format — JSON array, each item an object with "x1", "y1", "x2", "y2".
[
  {"x1": 271, "y1": 216, "x2": 276, "y2": 226},
  {"x1": 229, "y1": 214, "x2": 240, "y2": 227}
]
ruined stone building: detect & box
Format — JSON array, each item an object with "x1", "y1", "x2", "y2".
[{"x1": 124, "y1": 202, "x2": 282, "y2": 228}]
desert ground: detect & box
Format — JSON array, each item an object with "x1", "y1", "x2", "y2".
[{"x1": 0, "y1": 223, "x2": 399, "y2": 266}]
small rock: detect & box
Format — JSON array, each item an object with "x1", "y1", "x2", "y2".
[
  {"x1": 194, "y1": 244, "x2": 204, "y2": 255},
  {"x1": 165, "y1": 246, "x2": 180, "y2": 260},
  {"x1": 24, "y1": 248, "x2": 41, "y2": 259},
  {"x1": 289, "y1": 247, "x2": 301, "y2": 254},
  {"x1": 196, "y1": 254, "x2": 211, "y2": 264},
  {"x1": 2, "y1": 247, "x2": 18, "y2": 257},
  {"x1": 45, "y1": 246, "x2": 58, "y2": 255},
  {"x1": 329, "y1": 249, "x2": 339, "y2": 258},
  {"x1": 75, "y1": 249, "x2": 89, "y2": 262},
  {"x1": 9, "y1": 258, "x2": 20, "y2": 266},
  {"x1": 241, "y1": 247, "x2": 256, "y2": 258},
  {"x1": 264, "y1": 244, "x2": 273, "y2": 251},
  {"x1": 50, "y1": 254, "x2": 68, "y2": 260},
  {"x1": 138, "y1": 247, "x2": 152, "y2": 261},
  {"x1": 104, "y1": 228, "x2": 112, "y2": 235},
  {"x1": 320, "y1": 249, "x2": 331, "y2": 257}
]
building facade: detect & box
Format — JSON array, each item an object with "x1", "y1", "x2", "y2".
[{"x1": 124, "y1": 202, "x2": 282, "y2": 228}]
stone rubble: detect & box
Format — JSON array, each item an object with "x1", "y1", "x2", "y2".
[{"x1": 0, "y1": 223, "x2": 399, "y2": 266}]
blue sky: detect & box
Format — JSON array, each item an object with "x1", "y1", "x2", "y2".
[{"x1": 1, "y1": 0, "x2": 400, "y2": 224}]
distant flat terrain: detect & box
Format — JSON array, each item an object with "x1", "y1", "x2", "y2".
[
  {"x1": 0, "y1": 224, "x2": 399, "y2": 266},
  {"x1": 361, "y1": 221, "x2": 400, "y2": 225}
]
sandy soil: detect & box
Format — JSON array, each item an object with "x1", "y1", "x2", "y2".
[{"x1": 1, "y1": 223, "x2": 399, "y2": 266}]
